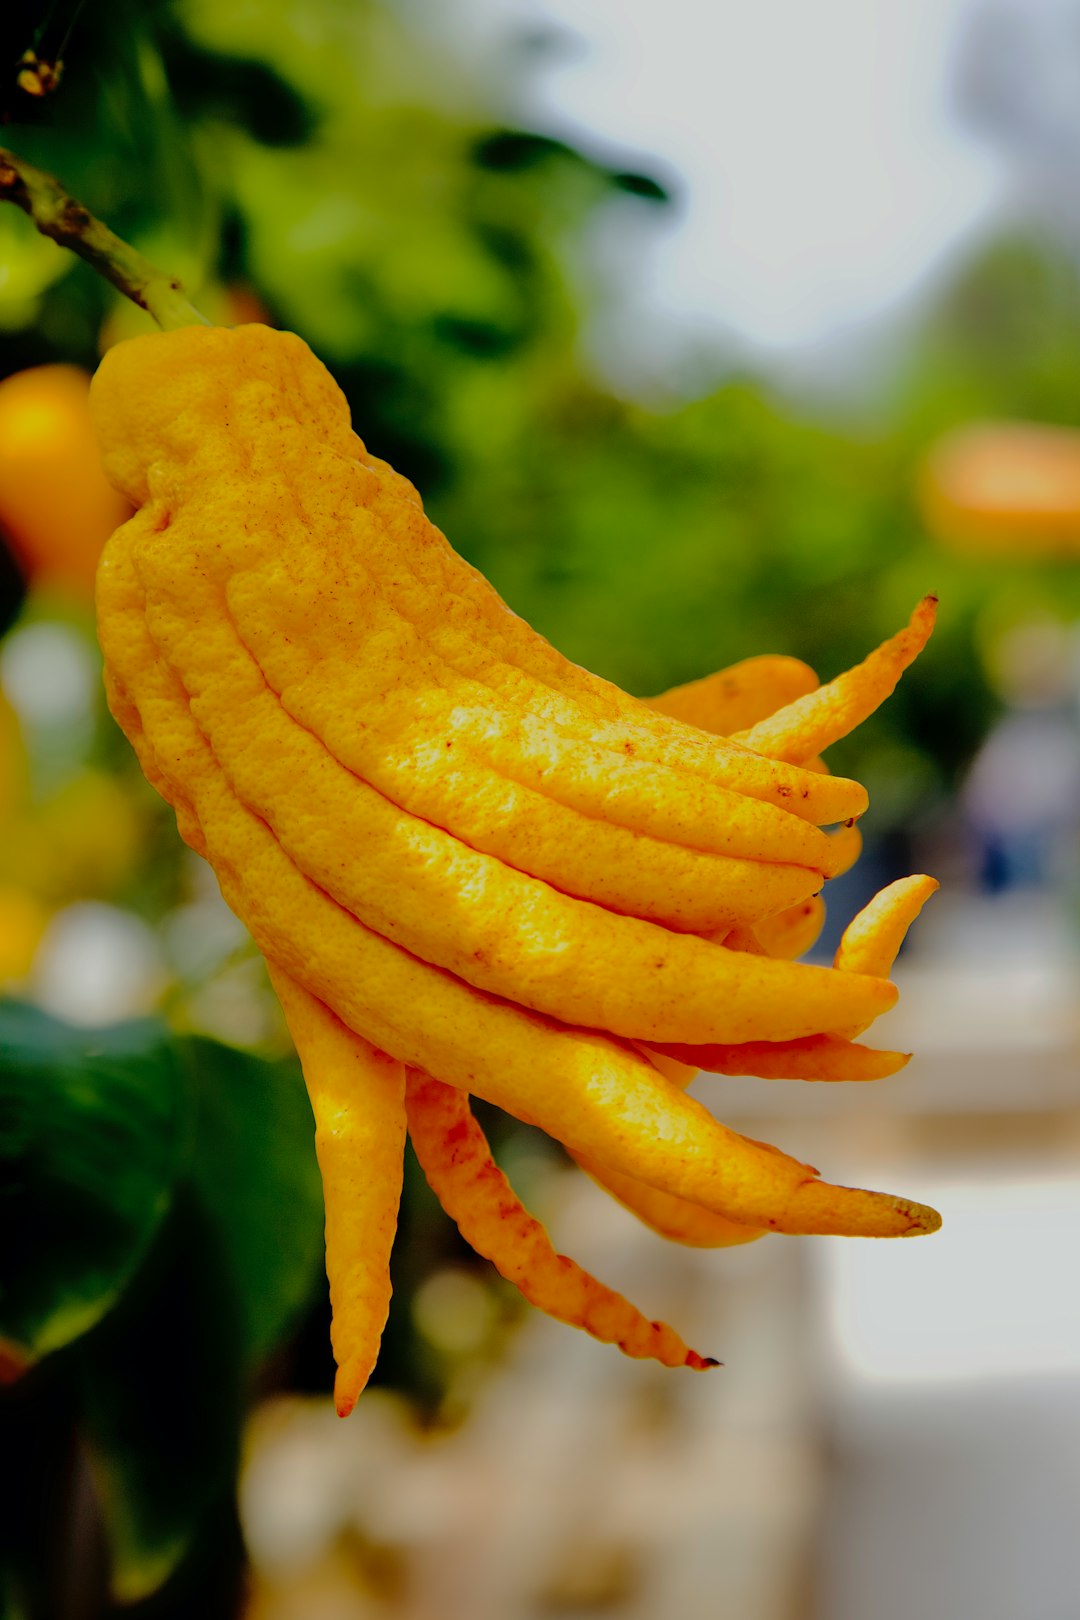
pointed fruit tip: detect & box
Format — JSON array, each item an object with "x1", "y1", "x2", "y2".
[
  {"x1": 904, "y1": 1203, "x2": 943, "y2": 1236},
  {"x1": 686, "y1": 1351, "x2": 723, "y2": 1371},
  {"x1": 333, "y1": 1364, "x2": 369, "y2": 1418}
]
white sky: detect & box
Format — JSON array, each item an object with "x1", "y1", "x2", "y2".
[{"x1": 456, "y1": 0, "x2": 1012, "y2": 386}]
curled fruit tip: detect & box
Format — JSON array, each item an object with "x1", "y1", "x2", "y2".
[{"x1": 686, "y1": 1352, "x2": 723, "y2": 1371}]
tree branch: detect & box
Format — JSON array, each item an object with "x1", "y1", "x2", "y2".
[{"x1": 0, "y1": 146, "x2": 208, "y2": 331}]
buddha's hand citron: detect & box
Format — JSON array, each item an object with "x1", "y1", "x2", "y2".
[{"x1": 92, "y1": 325, "x2": 939, "y2": 1414}]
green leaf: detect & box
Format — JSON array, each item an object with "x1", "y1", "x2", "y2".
[
  {"x1": 609, "y1": 169, "x2": 671, "y2": 203},
  {"x1": 471, "y1": 129, "x2": 577, "y2": 172},
  {"x1": 74, "y1": 1036, "x2": 323, "y2": 1604},
  {"x1": 78, "y1": 1189, "x2": 245, "y2": 1606},
  {"x1": 178, "y1": 1035, "x2": 324, "y2": 1369},
  {"x1": 0, "y1": 1000, "x2": 188, "y2": 1374}
]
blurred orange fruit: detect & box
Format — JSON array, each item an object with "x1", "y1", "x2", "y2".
[
  {"x1": 919, "y1": 421, "x2": 1080, "y2": 560},
  {"x1": 918, "y1": 421, "x2": 1080, "y2": 558},
  {"x1": 0, "y1": 365, "x2": 131, "y2": 594}
]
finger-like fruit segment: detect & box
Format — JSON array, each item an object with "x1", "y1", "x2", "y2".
[
  {"x1": 267, "y1": 966, "x2": 406, "y2": 1417},
  {"x1": 771, "y1": 1180, "x2": 940, "y2": 1238},
  {"x1": 824, "y1": 821, "x2": 863, "y2": 880},
  {"x1": 573, "y1": 1154, "x2": 766, "y2": 1249},
  {"x1": 649, "y1": 1033, "x2": 911, "y2": 1082},
  {"x1": 404, "y1": 1072, "x2": 715, "y2": 1368},
  {"x1": 735, "y1": 598, "x2": 938, "y2": 764},
  {"x1": 647, "y1": 654, "x2": 819, "y2": 735},
  {"x1": 834, "y1": 875, "x2": 940, "y2": 980},
  {"x1": 751, "y1": 896, "x2": 826, "y2": 961},
  {"x1": 833, "y1": 874, "x2": 938, "y2": 1040}
]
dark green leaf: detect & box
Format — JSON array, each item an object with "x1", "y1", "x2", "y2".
[
  {"x1": 75, "y1": 1037, "x2": 322, "y2": 1601},
  {"x1": 0, "y1": 1001, "x2": 188, "y2": 1373},
  {"x1": 432, "y1": 314, "x2": 524, "y2": 358},
  {"x1": 78, "y1": 1189, "x2": 245, "y2": 1606},
  {"x1": 177, "y1": 1035, "x2": 324, "y2": 1370},
  {"x1": 471, "y1": 128, "x2": 577, "y2": 171},
  {"x1": 0, "y1": 537, "x2": 27, "y2": 641},
  {"x1": 162, "y1": 32, "x2": 317, "y2": 148},
  {"x1": 609, "y1": 169, "x2": 671, "y2": 203}
]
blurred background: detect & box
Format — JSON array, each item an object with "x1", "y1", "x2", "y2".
[{"x1": 3, "y1": 0, "x2": 1080, "y2": 1615}]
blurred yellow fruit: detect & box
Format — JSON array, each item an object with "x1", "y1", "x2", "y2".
[
  {"x1": 919, "y1": 421, "x2": 1080, "y2": 556},
  {"x1": 0, "y1": 884, "x2": 48, "y2": 982},
  {"x1": 0, "y1": 688, "x2": 28, "y2": 826},
  {"x1": 0, "y1": 365, "x2": 131, "y2": 594},
  {"x1": 2, "y1": 769, "x2": 143, "y2": 902}
]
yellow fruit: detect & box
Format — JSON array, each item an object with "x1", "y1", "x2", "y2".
[
  {"x1": 1, "y1": 769, "x2": 142, "y2": 902},
  {"x1": 90, "y1": 324, "x2": 941, "y2": 1407},
  {"x1": 0, "y1": 688, "x2": 27, "y2": 827},
  {"x1": 0, "y1": 883, "x2": 48, "y2": 982}
]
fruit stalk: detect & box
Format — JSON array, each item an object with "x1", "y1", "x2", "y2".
[{"x1": 0, "y1": 146, "x2": 207, "y2": 331}]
